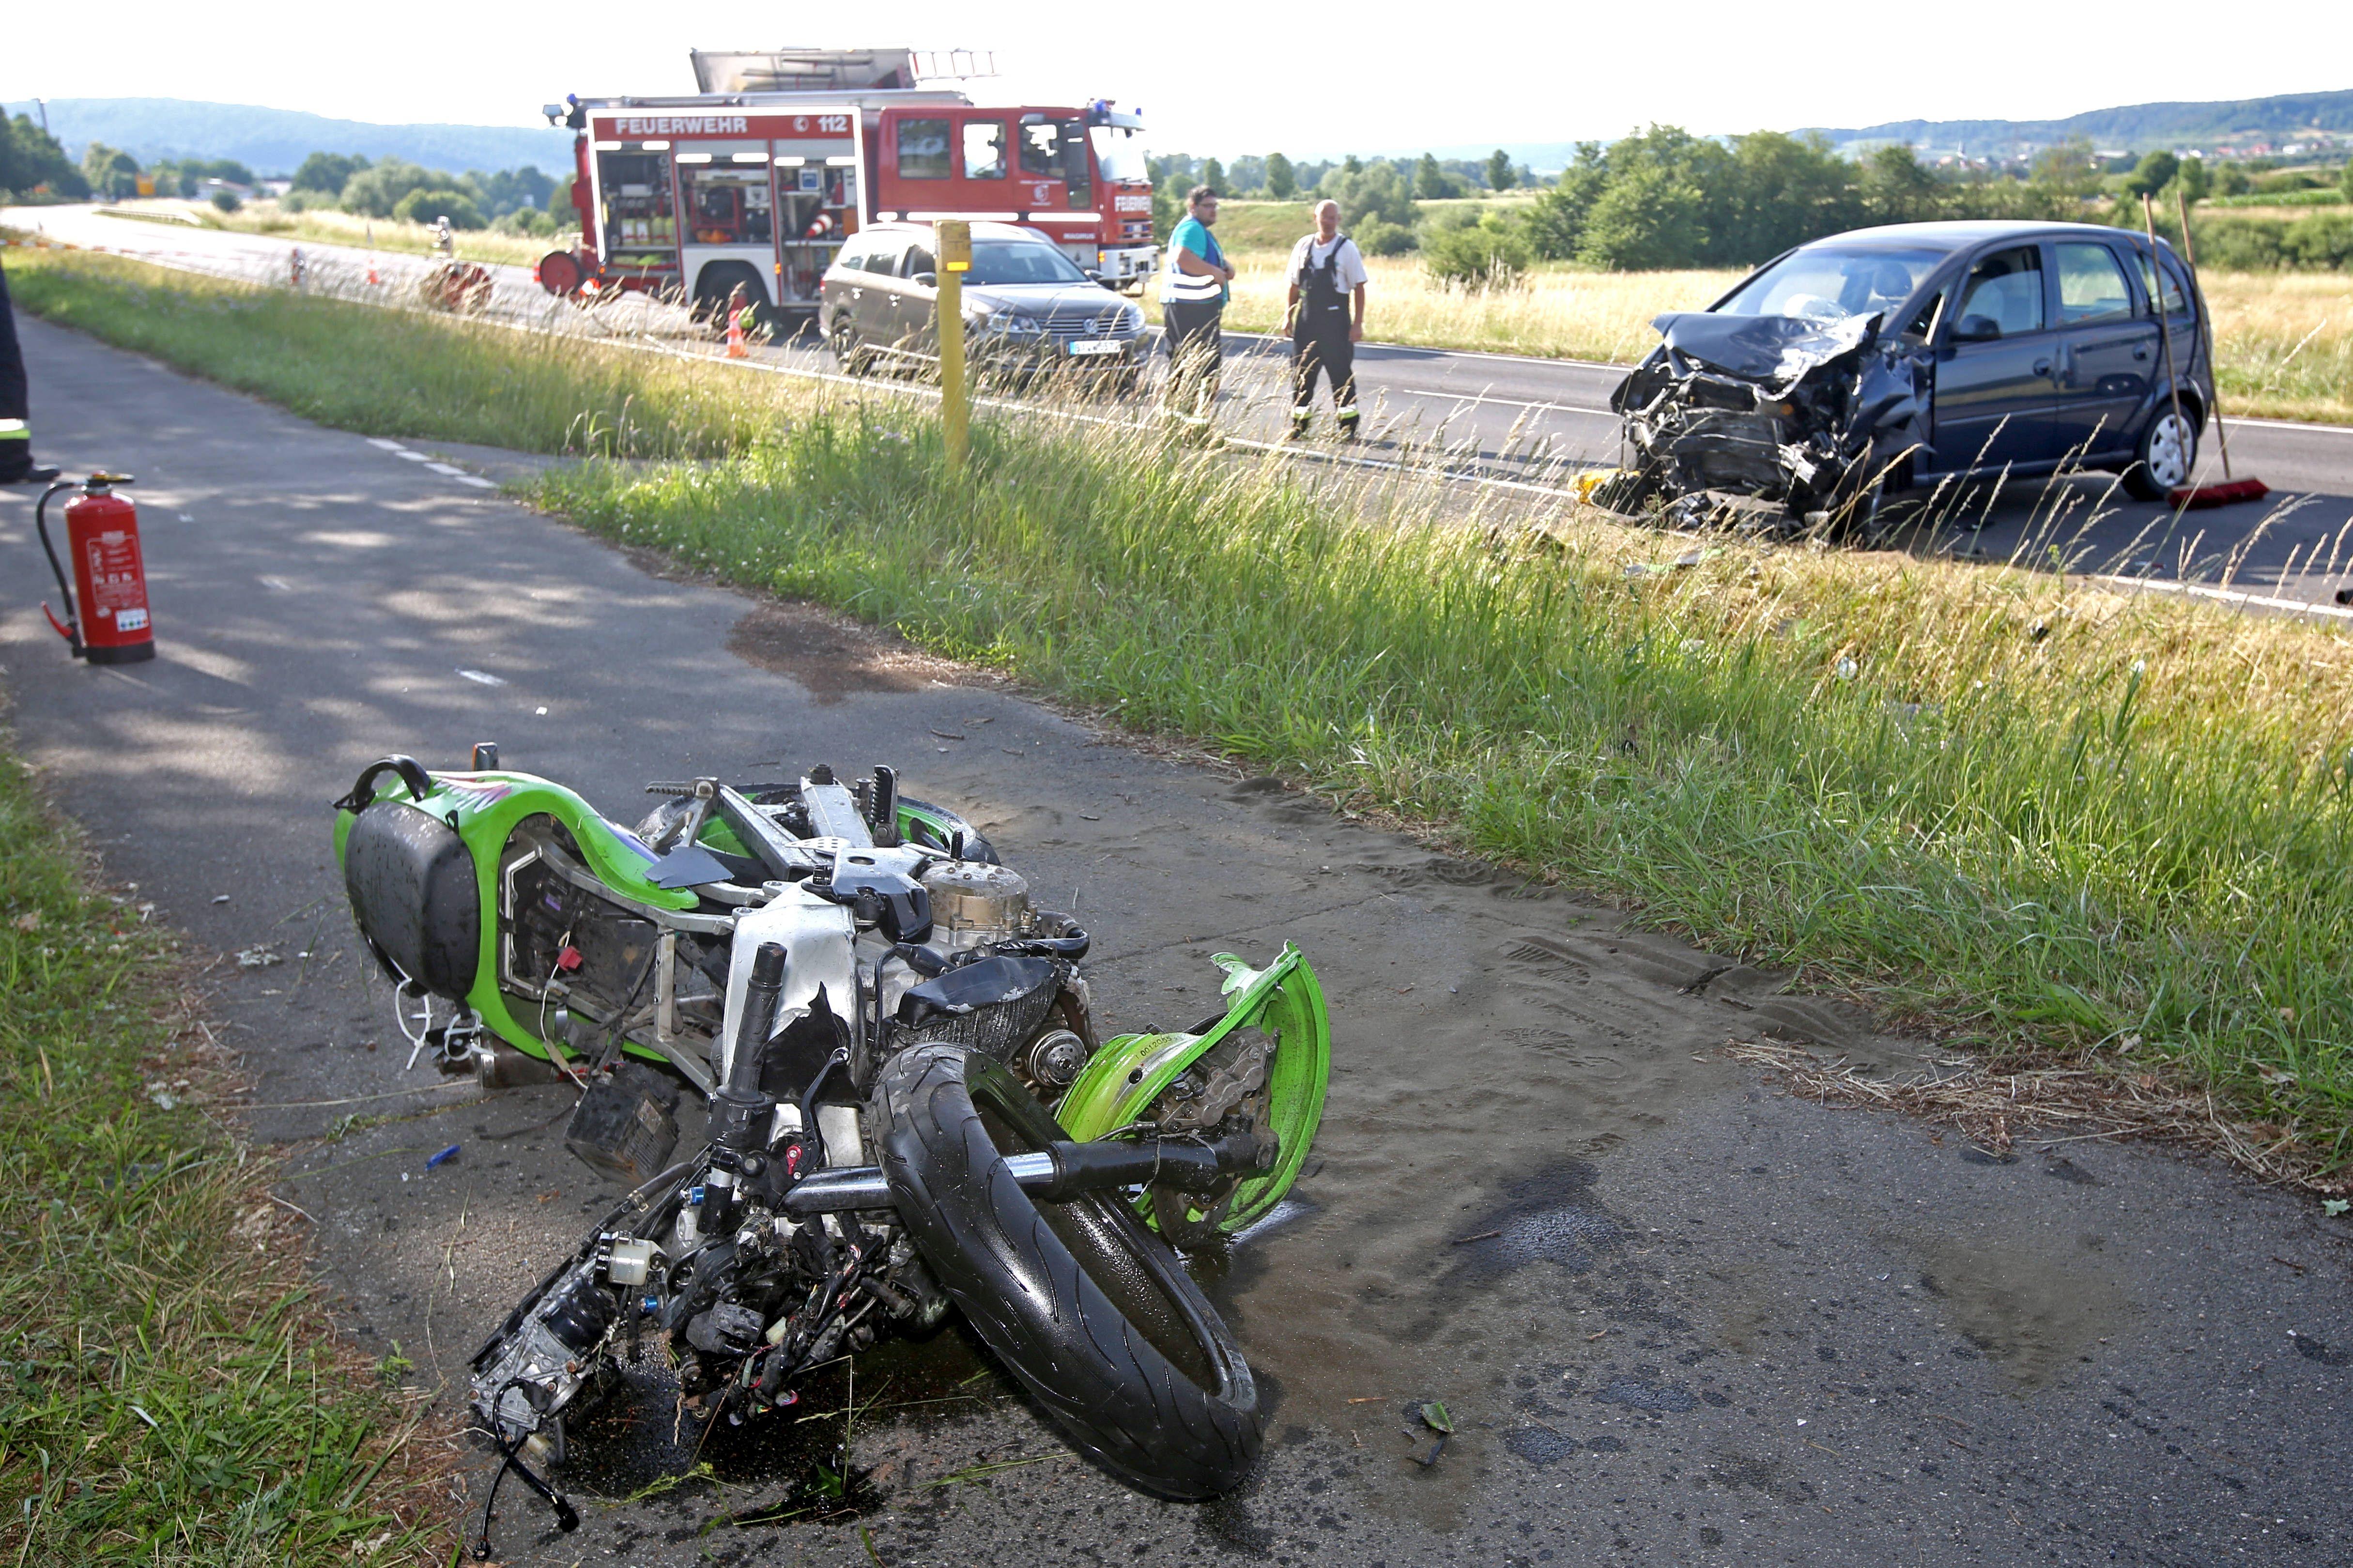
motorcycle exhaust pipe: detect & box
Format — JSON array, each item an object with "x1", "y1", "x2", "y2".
[{"x1": 782, "y1": 1131, "x2": 1275, "y2": 1216}]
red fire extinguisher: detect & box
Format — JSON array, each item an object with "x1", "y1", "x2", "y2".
[{"x1": 36, "y1": 473, "x2": 156, "y2": 665}]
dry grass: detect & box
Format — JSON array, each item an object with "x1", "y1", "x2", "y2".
[
  {"x1": 1729, "y1": 1039, "x2": 2350, "y2": 1199},
  {"x1": 2199, "y1": 269, "x2": 2353, "y2": 425},
  {"x1": 1149, "y1": 256, "x2": 1738, "y2": 364}
]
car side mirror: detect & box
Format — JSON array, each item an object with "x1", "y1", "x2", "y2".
[
  {"x1": 1085, "y1": 268, "x2": 1104, "y2": 282},
  {"x1": 1951, "y1": 314, "x2": 2001, "y2": 343},
  {"x1": 912, "y1": 272, "x2": 938, "y2": 289}
]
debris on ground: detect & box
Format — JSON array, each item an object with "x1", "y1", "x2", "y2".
[{"x1": 1727, "y1": 1038, "x2": 2351, "y2": 1199}]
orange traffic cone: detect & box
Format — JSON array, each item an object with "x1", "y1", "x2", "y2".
[
  {"x1": 367, "y1": 256, "x2": 380, "y2": 287},
  {"x1": 725, "y1": 315, "x2": 748, "y2": 358}
]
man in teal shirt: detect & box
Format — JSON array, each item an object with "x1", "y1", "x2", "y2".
[{"x1": 1159, "y1": 185, "x2": 1234, "y2": 431}]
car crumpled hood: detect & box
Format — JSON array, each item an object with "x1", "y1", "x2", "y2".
[{"x1": 1647, "y1": 310, "x2": 1881, "y2": 385}]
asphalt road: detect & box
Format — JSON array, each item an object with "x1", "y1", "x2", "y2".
[
  {"x1": 15, "y1": 202, "x2": 2353, "y2": 619},
  {"x1": 6, "y1": 308, "x2": 2353, "y2": 1566}
]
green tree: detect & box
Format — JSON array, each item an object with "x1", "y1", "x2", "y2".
[
  {"x1": 292, "y1": 152, "x2": 368, "y2": 193},
  {"x1": 2213, "y1": 161, "x2": 2252, "y2": 197},
  {"x1": 2339, "y1": 157, "x2": 2353, "y2": 203},
  {"x1": 1200, "y1": 157, "x2": 1225, "y2": 195},
  {"x1": 391, "y1": 187, "x2": 485, "y2": 229},
  {"x1": 339, "y1": 158, "x2": 444, "y2": 217},
  {"x1": 2177, "y1": 155, "x2": 2210, "y2": 204},
  {"x1": 1423, "y1": 209, "x2": 1532, "y2": 289},
  {"x1": 1859, "y1": 143, "x2": 1943, "y2": 225},
  {"x1": 1341, "y1": 154, "x2": 1362, "y2": 177},
  {"x1": 1715, "y1": 131, "x2": 1855, "y2": 264},
  {"x1": 1324, "y1": 160, "x2": 1416, "y2": 231},
  {"x1": 0, "y1": 115, "x2": 90, "y2": 198},
  {"x1": 1577, "y1": 163, "x2": 1705, "y2": 270},
  {"x1": 1484, "y1": 148, "x2": 1515, "y2": 191},
  {"x1": 1413, "y1": 152, "x2": 1460, "y2": 200},
  {"x1": 1265, "y1": 152, "x2": 1295, "y2": 201},
  {"x1": 2122, "y1": 149, "x2": 2180, "y2": 199},
  {"x1": 2027, "y1": 136, "x2": 2102, "y2": 204},
  {"x1": 1523, "y1": 142, "x2": 1606, "y2": 260},
  {"x1": 80, "y1": 141, "x2": 140, "y2": 200}
]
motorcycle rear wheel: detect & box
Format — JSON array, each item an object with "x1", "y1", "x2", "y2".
[{"x1": 873, "y1": 1042, "x2": 1262, "y2": 1499}]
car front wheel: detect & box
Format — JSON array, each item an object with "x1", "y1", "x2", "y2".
[
  {"x1": 2123, "y1": 408, "x2": 2198, "y2": 501},
  {"x1": 829, "y1": 315, "x2": 870, "y2": 376}
]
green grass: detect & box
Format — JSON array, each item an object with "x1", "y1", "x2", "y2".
[
  {"x1": 534, "y1": 423, "x2": 2353, "y2": 1184},
  {"x1": 11, "y1": 243, "x2": 2353, "y2": 1189},
  {"x1": 0, "y1": 744, "x2": 444, "y2": 1562},
  {"x1": 7, "y1": 245, "x2": 777, "y2": 459}
]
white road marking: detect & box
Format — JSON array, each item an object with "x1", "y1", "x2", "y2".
[
  {"x1": 455, "y1": 475, "x2": 496, "y2": 489},
  {"x1": 259, "y1": 577, "x2": 293, "y2": 591},
  {"x1": 365, "y1": 438, "x2": 407, "y2": 452},
  {"x1": 394, "y1": 450, "x2": 430, "y2": 461},
  {"x1": 2086, "y1": 573, "x2": 2353, "y2": 621},
  {"x1": 423, "y1": 462, "x2": 468, "y2": 477},
  {"x1": 456, "y1": 669, "x2": 507, "y2": 686}
]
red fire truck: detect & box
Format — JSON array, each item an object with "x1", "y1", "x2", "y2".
[{"x1": 535, "y1": 48, "x2": 1157, "y2": 324}]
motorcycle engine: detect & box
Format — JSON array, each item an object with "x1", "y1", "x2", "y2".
[{"x1": 921, "y1": 861, "x2": 1033, "y2": 949}]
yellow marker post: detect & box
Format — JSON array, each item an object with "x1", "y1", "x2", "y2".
[{"x1": 936, "y1": 220, "x2": 971, "y2": 467}]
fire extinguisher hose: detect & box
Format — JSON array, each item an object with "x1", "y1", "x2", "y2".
[{"x1": 33, "y1": 479, "x2": 82, "y2": 654}]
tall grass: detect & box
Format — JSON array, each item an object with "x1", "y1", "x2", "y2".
[
  {"x1": 14, "y1": 244, "x2": 2353, "y2": 1180},
  {"x1": 0, "y1": 745, "x2": 443, "y2": 1562},
  {"x1": 9, "y1": 246, "x2": 777, "y2": 457},
  {"x1": 539, "y1": 417, "x2": 2353, "y2": 1178}
]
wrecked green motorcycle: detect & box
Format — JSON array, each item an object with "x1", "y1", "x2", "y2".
[{"x1": 332, "y1": 750, "x2": 1328, "y2": 1535}]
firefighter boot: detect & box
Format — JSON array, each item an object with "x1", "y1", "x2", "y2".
[
  {"x1": 0, "y1": 421, "x2": 60, "y2": 485},
  {"x1": 1336, "y1": 408, "x2": 1361, "y2": 444},
  {"x1": 1286, "y1": 410, "x2": 1311, "y2": 442}
]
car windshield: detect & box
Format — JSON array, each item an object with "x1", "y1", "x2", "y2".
[
  {"x1": 1089, "y1": 125, "x2": 1151, "y2": 184},
  {"x1": 962, "y1": 239, "x2": 1089, "y2": 286},
  {"x1": 1716, "y1": 245, "x2": 1946, "y2": 325}
]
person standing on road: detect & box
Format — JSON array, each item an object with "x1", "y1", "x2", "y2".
[
  {"x1": 1283, "y1": 200, "x2": 1368, "y2": 441},
  {"x1": 0, "y1": 258, "x2": 61, "y2": 486},
  {"x1": 1160, "y1": 185, "x2": 1234, "y2": 433}
]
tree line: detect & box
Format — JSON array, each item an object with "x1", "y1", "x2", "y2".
[
  {"x1": 1155, "y1": 127, "x2": 2353, "y2": 284},
  {"x1": 277, "y1": 153, "x2": 570, "y2": 235},
  {"x1": 0, "y1": 116, "x2": 574, "y2": 239}
]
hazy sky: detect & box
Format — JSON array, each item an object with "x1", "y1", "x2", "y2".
[{"x1": 5, "y1": 2, "x2": 2342, "y2": 157}]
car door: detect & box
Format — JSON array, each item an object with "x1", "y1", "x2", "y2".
[
  {"x1": 824, "y1": 236, "x2": 868, "y2": 340},
  {"x1": 894, "y1": 241, "x2": 941, "y2": 358},
  {"x1": 862, "y1": 241, "x2": 911, "y2": 354},
  {"x1": 2050, "y1": 239, "x2": 2159, "y2": 462},
  {"x1": 1928, "y1": 243, "x2": 2062, "y2": 474}
]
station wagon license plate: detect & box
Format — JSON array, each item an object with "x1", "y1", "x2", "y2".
[{"x1": 1067, "y1": 339, "x2": 1123, "y2": 357}]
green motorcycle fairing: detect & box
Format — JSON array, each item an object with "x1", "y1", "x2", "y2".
[
  {"x1": 333, "y1": 769, "x2": 1009, "y2": 1072},
  {"x1": 333, "y1": 770, "x2": 700, "y2": 1066},
  {"x1": 1056, "y1": 944, "x2": 1330, "y2": 1235}
]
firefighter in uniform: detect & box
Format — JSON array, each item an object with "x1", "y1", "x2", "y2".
[
  {"x1": 1283, "y1": 200, "x2": 1368, "y2": 441},
  {"x1": 0, "y1": 258, "x2": 60, "y2": 485}
]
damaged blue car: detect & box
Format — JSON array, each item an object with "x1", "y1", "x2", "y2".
[{"x1": 1608, "y1": 220, "x2": 2214, "y2": 530}]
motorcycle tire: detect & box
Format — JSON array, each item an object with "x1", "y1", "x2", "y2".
[{"x1": 873, "y1": 1042, "x2": 1261, "y2": 1499}]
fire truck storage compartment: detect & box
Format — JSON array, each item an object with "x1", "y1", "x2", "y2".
[
  {"x1": 597, "y1": 151, "x2": 676, "y2": 275},
  {"x1": 676, "y1": 144, "x2": 779, "y2": 312}
]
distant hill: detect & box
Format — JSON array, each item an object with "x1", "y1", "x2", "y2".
[
  {"x1": 16, "y1": 98, "x2": 575, "y2": 176},
  {"x1": 1332, "y1": 89, "x2": 2353, "y2": 174},
  {"x1": 1798, "y1": 89, "x2": 2353, "y2": 157}
]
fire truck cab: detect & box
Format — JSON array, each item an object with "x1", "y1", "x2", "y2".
[{"x1": 538, "y1": 49, "x2": 1158, "y2": 326}]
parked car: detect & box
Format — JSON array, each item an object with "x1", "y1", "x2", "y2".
[
  {"x1": 1608, "y1": 221, "x2": 2215, "y2": 527},
  {"x1": 823, "y1": 220, "x2": 1147, "y2": 387}
]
